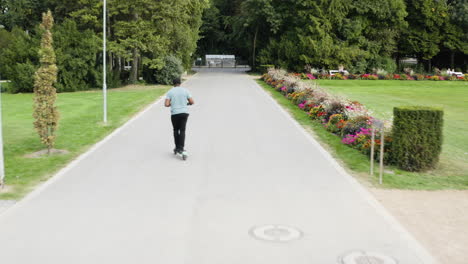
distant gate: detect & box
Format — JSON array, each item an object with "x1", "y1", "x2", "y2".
[{"x1": 193, "y1": 55, "x2": 249, "y2": 68}]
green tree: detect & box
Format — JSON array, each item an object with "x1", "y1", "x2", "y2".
[
  {"x1": 444, "y1": 0, "x2": 468, "y2": 69},
  {"x1": 0, "y1": 0, "x2": 48, "y2": 30},
  {"x1": 196, "y1": 3, "x2": 224, "y2": 56},
  {"x1": 33, "y1": 11, "x2": 59, "y2": 154},
  {"x1": 236, "y1": 0, "x2": 281, "y2": 70},
  {"x1": 110, "y1": 0, "x2": 172, "y2": 83},
  {"x1": 110, "y1": 0, "x2": 208, "y2": 83},
  {"x1": 256, "y1": 0, "x2": 406, "y2": 72},
  {"x1": 401, "y1": 0, "x2": 450, "y2": 71},
  {"x1": 54, "y1": 18, "x2": 100, "y2": 91},
  {"x1": 0, "y1": 26, "x2": 39, "y2": 92}
]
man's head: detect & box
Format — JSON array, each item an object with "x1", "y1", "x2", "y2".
[{"x1": 173, "y1": 77, "x2": 181, "y2": 86}]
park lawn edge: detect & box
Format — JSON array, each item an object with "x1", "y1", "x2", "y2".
[
  {"x1": 256, "y1": 79, "x2": 467, "y2": 190},
  {"x1": 0, "y1": 86, "x2": 170, "y2": 200}
]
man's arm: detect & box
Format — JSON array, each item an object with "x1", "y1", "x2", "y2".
[
  {"x1": 165, "y1": 99, "x2": 171, "y2": 107},
  {"x1": 188, "y1": 97, "x2": 194, "y2": 105}
]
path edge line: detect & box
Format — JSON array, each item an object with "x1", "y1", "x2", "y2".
[{"x1": 252, "y1": 79, "x2": 438, "y2": 264}]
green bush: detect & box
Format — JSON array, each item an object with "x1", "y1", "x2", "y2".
[
  {"x1": 9, "y1": 62, "x2": 36, "y2": 93},
  {"x1": 154, "y1": 55, "x2": 183, "y2": 85},
  {"x1": 392, "y1": 106, "x2": 444, "y2": 171},
  {"x1": 0, "y1": 27, "x2": 39, "y2": 93}
]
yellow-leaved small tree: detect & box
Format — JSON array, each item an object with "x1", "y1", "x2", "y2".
[{"x1": 33, "y1": 10, "x2": 59, "y2": 154}]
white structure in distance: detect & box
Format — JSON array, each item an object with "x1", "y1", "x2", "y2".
[{"x1": 205, "y1": 55, "x2": 236, "y2": 67}]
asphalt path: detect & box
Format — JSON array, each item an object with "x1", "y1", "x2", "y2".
[{"x1": 0, "y1": 69, "x2": 436, "y2": 263}]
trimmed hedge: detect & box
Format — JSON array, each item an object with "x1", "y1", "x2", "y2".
[{"x1": 392, "y1": 106, "x2": 443, "y2": 171}]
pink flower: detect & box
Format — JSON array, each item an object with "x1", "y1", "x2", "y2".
[
  {"x1": 281, "y1": 86, "x2": 287, "y2": 92},
  {"x1": 298, "y1": 103, "x2": 305, "y2": 109},
  {"x1": 306, "y1": 73, "x2": 316, "y2": 80},
  {"x1": 342, "y1": 135, "x2": 357, "y2": 144},
  {"x1": 359, "y1": 128, "x2": 371, "y2": 135}
]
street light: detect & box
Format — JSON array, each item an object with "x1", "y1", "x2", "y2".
[
  {"x1": 0, "y1": 75, "x2": 5, "y2": 188},
  {"x1": 103, "y1": 0, "x2": 108, "y2": 123},
  {"x1": 0, "y1": 25, "x2": 6, "y2": 187}
]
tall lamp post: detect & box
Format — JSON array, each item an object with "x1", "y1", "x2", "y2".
[
  {"x1": 103, "y1": 0, "x2": 108, "y2": 123},
  {"x1": 0, "y1": 74, "x2": 5, "y2": 188},
  {"x1": 0, "y1": 24, "x2": 5, "y2": 187}
]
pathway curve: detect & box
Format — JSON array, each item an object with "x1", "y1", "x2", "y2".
[{"x1": 0, "y1": 69, "x2": 436, "y2": 263}]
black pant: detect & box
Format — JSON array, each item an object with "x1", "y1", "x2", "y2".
[{"x1": 171, "y1": 113, "x2": 189, "y2": 151}]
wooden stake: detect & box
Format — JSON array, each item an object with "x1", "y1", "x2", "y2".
[
  {"x1": 370, "y1": 127, "x2": 375, "y2": 175},
  {"x1": 379, "y1": 129, "x2": 385, "y2": 184}
]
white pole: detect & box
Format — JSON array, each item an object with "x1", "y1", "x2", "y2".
[
  {"x1": 0, "y1": 76, "x2": 5, "y2": 187},
  {"x1": 103, "y1": 0, "x2": 108, "y2": 123}
]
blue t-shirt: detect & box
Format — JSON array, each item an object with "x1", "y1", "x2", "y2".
[{"x1": 166, "y1": 86, "x2": 192, "y2": 115}]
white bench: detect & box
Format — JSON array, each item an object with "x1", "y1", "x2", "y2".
[
  {"x1": 447, "y1": 70, "x2": 463, "y2": 77},
  {"x1": 329, "y1": 70, "x2": 349, "y2": 76}
]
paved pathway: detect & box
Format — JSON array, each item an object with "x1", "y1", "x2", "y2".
[
  {"x1": 0, "y1": 200, "x2": 15, "y2": 214},
  {"x1": 0, "y1": 69, "x2": 436, "y2": 263}
]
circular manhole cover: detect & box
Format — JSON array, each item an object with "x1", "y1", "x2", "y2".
[
  {"x1": 339, "y1": 251, "x2": 398, "y2": 264},
  {"x1": 249, "y1": 225, "x2": 302, "y2": 242}
]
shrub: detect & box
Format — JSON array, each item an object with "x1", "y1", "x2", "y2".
[
  {"x1": 317, "y1": 74, "x2": 330, "y2": 79},
  {"x1": 0, "y1": 27, "x2": 39, "y2": 93},
  {"x1": 361, "y1": 74, "x2": 378, "y2": 80},
  {"x1": 392, "y1": 106, "x2": 443, "y2": 171},
  {"x1": 332, "y1": 73, "x2": 345, "y2": 80},
  {"x1": 412, "y1": 74, "x2": 425, "y2": 80},
  {"x1": 258, "y1": 64, "x2": 275, "y2": 74},
  {"x1": 9, "y1": 62, "x2": 36, "y2": 93},
  {"x1": 384, "y1": 74, "x2": 394, "y2": 80},
  {"x1": 154, "y1": 55, "x2": 184, "y2": 85},
  {"x1": 342, "y1": 116, "x2": 370, "y2": 136},
  {"x1": 309, "y1": 105, "x2": 326, "y2": 120},
  {"x1": 323, "y1": 100, "x2": 345, "y2": 121},
  {"x1": 326, "y1": 114, "x2": 345, "y2": 133}
]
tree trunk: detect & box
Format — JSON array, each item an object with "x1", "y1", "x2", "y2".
[
  {"x1": 129, "y1": 11, "x2": 139, "y2": 84},
  {"x1": 130, "y1": 49, "x2": 139, "y2": 84},
  {"x1": 450, "y1": 51, "x2": 455, "y2": 69},
  {"x1": 252, "y1": 25, "x2": 259, "y2": 71},
  {"x1": 395, "y1": 53, "x2": 400, "y2": 72}
]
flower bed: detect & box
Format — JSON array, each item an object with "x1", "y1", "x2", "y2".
[
  {"x1": 293, "y1": 72, "x2": 468, "y2": 81},
  {"x1": 263, "y1": 69, "x2": 393, "y2": 163}
]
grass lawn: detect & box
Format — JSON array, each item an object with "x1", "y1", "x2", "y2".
[
  {"x1": 0, "y1": 84, "x2": 169, "y2": 199},
  {"x1": 258, "y1": 79, "x2": 468, "y2": 190}
]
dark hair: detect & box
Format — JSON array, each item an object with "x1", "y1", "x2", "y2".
[{"x1": 173, "y1": 77, "x2": 181, "y2": 86}]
